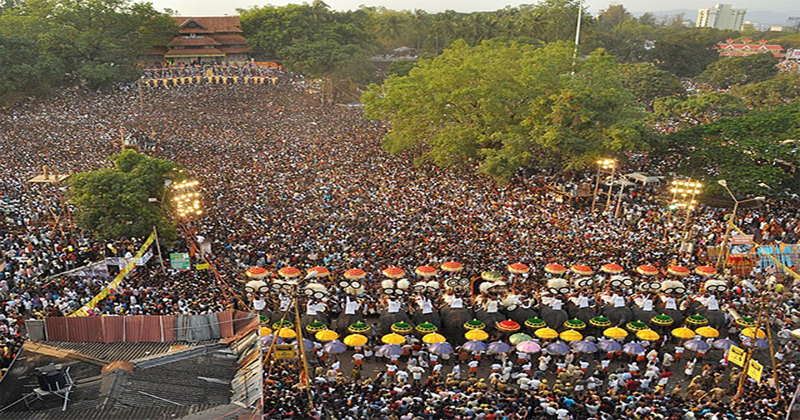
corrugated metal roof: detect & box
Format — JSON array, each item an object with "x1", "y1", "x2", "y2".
[
  {"x1": 41, "y1": 341, "x2": 179, "y2": 362},
  {"x1": 0, "y1": 403, "x2": 221, "y2": 420}
]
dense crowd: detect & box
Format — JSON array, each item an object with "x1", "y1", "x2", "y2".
[{"x1": 0, "y1": 75, "x2": 798, "y2": 415}]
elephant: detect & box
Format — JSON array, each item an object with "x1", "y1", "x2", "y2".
[
  {"x1": 540, "y1": 305, "x2": 569, "y2": 331},
  {"x1": 476, "y1": 309, "x2": 505, "y2": 333},
  {"x1": 377, "y1": 309, "x2": 412, "y2": 335},
  {"x1": 601, "y1": 305, "x2": 634, "y2": 327},
  {"x1": 413, "y1": 310, "x2": 442, "y2": 329},
  {"x1": 505, "y1": 306, "x2": 538, "y2": 326},
  {"x1": 572, "y1": 306, "x2": 597, "y2": 323},
  {"x1": 698, "y1": 308, "x2": 727, "y2": 331},
  {"x1": 440, "y1": 306, "x2": 474, "y2": 343}
]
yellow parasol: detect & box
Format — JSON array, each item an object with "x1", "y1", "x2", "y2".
[
  {"x1": 315, "y1": 330, "x2": 339, "y2": 342},
  {"x1": 465, "y1": 329, "x2": 490, "y2": 341},
  {"x1": 259, "y1": 326, "x2": 273, "y2": 337},
  {"x1": 422, "y1": 333, "x2": 447, "y2": 344},
  {"x1": 636, "y1": 329, "x2": 660, "y2": 341},
  {"x1": 695, "y1": 326, "x2": 720, "y2": 338},
  {"x1": 603, "y1": 327, "x2": 629, "y2": 339},
  {"x1": 381, "y1": 333, "x2": 407, "y2": 345},
  {"x1": 560, "y1": 330, "x2": 583, "y2": 342},
  {"x1": 742, "y1": 327, "x2": 766, "y2": 339},
  {"x1": 534, "y1": 328, "x2": 559, "y2": 339},
  {"x1": 343, "y1": 333, "x2": 369, "y2": 347},
  {"x1": 277, "y1": 328, "x2": 297, "y2": 339},
  {"x1": 671, "y1": 327, "x2": 696, "y2": 339}
]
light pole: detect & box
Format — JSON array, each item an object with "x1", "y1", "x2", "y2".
[
  {"x1": 715, "y1": 179, "x2": 765, "y2": 268},
  {"x1": 591, "y1": 159, "x2": 615, "y2": 213},
  {"x1": 604, "y1": 164, "x2": 617, "y2": 213},
  {"x1": 664, "y1": 179, "x2": 702, "y2": 245}
]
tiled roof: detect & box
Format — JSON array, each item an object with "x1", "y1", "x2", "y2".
[
  {"x1": 165, "y1": 48, "x2": 226, "y2": 57},
  {"x1": 0, "y1": 404, "x2": 222, "y2": 420},
  {"x1": 170, "y1": 37, "x2": 221, "y2": 47},
  {"x1": 173, "y1": 17, "x2": 243, "y2": 33},
  {"x1": 211, "y1": 34, "x2": 248, "y2": 45},
  {"x1": 220, "y1": 47, "x2": 249, "y2": 54}
]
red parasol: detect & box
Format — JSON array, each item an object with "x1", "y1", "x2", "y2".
[
  {"x1": 636, "y1": 265, "x2": 659, "y2": 276},
  {"x1": 415, "y1": 265, "x2": 438, "y2": 277},
  {"x1": 441, "y1": 261, "x2": 463, "y2": 272},
  {"x1": 544, "y1": 263, "x2": 566, "y2": 275},
  {"x1": 571, "y1": 264, "x2": 593, "y2": 276},
  {"x1": 246, "y1": 266, "x2": 268, "y2": 279},
  {"x1": 497, "y1": 320, "x2": 521, "y2": 333},
  {"x1": 382, "y1": 266, "x2": 406, "y2": 279},
  {"x1": 307, "y1": 266, "x2": 330, "y2": 277},
  {"x1": 667, "y1": 265, "x2": 690, "y2": 277},
  {"x1": 278, "y1": 266, "x2": 300, "y2": 278},
  {"x1": 344, "y1": 268, "x2": 366, "y2": 280},
  {"x1": 694, "y1": 266, "x2": 717, "y2": 276},
  {"x1": 601, "y1": 263, "x2": 624, "y2": 274},
  {"x1": 507, "y1": 263, "x2": 530, "y2": 274}
]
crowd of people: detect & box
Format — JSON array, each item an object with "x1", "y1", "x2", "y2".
[{"x1": 0, "y1": 71, "x2": 798, "y2": 417}]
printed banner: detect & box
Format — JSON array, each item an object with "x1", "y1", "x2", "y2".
[
  {"x1": 747, "y1": 360, "x2": 763, "y2": 383},
  {"x1": 728, "y1": 345, "x2": 746, "y2": 367},
  {"x1": 170, "y1": 253, "x2": 191, "y2": 270}
]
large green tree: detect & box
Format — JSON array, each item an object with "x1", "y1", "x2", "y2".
[
  {"x1": 69, "y1": 150, "x2": 181, "y2": 241},
  {"x1": 363, "y1": 40, "x2": 644, "y2": 180},
  {"x1": 618, "y1": 63, "x2": 683, "y2": 106},
  {"x1": 697, "y1": 53, "x2": 780, "y2": 89},
  {"x1": 0, "y1": 33, "x2": 64, "y2": 98},
  {"x1": 731, "y1": 72, "x2": 800, "y2": 110},
  {"x1": 648, "y1": 28, "x2": 737, "y2": 77}
]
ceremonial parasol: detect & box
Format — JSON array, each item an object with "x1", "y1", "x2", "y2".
[
  {"x1": 260, "y1": 334, "x2": 283, "y2": 346},
  {"x1": 736, "y1": 316, "x2": 757, "y2": 328},
  {"x1": 571, "y1": 264, "x2": 593, "y2": 276},
  {"x1": 415, "y1": 265, "x2": 438, "y2": 277},
  {"x1": 590, "y1": 316, "x2": 612, "y2": 328},
  {"x1": 278, "y1": 266, "x2": 300, "y2": 278},
  {"x1": 260, "y1": 327, "x2": 273, "y2": 336},
  {"x1": 508, "y1": 263, "x2": 530, "y2": 274},
  {"x1": 671, "y1": 327, "x2": 696, "y2": 339},
  {"x1": 601, "y1": 263, "x2": 624, "y2": 274},
  {"x1": 544, "y1": 263, "x2": 567, "y2": 275},
  {"x1": 315, "y1": 330, "x2": 339, "y2": 342},
  {"x1": 636, "y1": 329, "x2": 660, "y2": 341},
  {"x1": 464, "y1": 319, "x2": 486, "y2": 331},
  {"x1": 487, "y1": 341, "x2": 513, "y2": 354},
  {"x1": 545, "y1": 341, "x2": 571, "y2": 355},
  {"x1": 535, "y1": 328, "x2": 559, "y2": 339},
  {"x1": 379, "y1": 344, "x2": 403, "y2": 357},
  {"x1": 651, "y1": 314, "x2": 674, "y2": 327},
  {"x1": 497, "y1": 320, "x2": 521, "y2": 333},
  {"x1": 564, "y1": 319, "x2": 586, "y2": 330},
  {"x1": 481, "y1": 271, "x2": 503, "y2": 281},
  {"x1": 603, "y1": 327, "x2": 628, "y2": 339},
  {"x1": 382, "y1": 333, "x2": 407, "y2": 345},
  {"x1": 348, "y1": 321, "x2": 371, "y2": 334},
  {"x1": 509, "y1": 333, "x2": 533, "y2": 345},
  {"x1": 277, "y1": 328, "x2": 297, "y2": 339},
  {"x1": 441, "y1": 261, "x2": 463, "y2": 272},
  {"x1": 291, "y1": 338, "x2": 314, "y2": 351},
  {"x1": 713, "y1": 338, "x2": 736, "y2": 350},
  {"x1": 622, "y1": 342, "x2": 644, "y2": 355},
  {"x1": 560, "y1": 330, "x2": 583, "y2": 342},
  {"x1": 307, "y1": 266, "x2": 329, "y2": 277},
  {"x1": 273, "y1": 319, "x2": 294, "y2": 329},
  {"x1": 343, "y1": 334, "x2": 368, "y2": 347},
  {"x1": 391, "y1": 322, "x2": 413, "y2": 334},
  {"x1": 684, "y1": 338, "x2": 710, "y2": 352},
  {"x1": 429, "y1": 342, "x2": 454, "y2": 355},
  {"x1": 636, "y1": 265, "x2": 659, "y2": 276},
  {"x1": 741, "y1": 337, "x2": 768, "y2": 348},
  {"x1": 626, "y1": 320, "x2": 648, "y2": 332},
  {"x1": 695, "y1": 326, "x2": 720, "y2": 338},
  {"x1": 685, "y1": 314, "x2": 709, "y2": 327},
  {"x1": 416, "y1": 322, "x2": 438, "y2": 334},
  {"x1": 742, "y1": 328, "x2": 766, "y2": 339},
  {"x1": 422, "y1": 333, "x2": 446, "y2": 344},
  {"x1": 792, "y1": 329, "x2": 800, "y2": 339},
  {"x1": 572, "y1": 340, "x2": 599, "y2": 353},
  {"x1": 695, "y1": 265, "x2": 717, "y2": 276},
  {"x1": 382, "y1": 266, "x2": 406, "y2": 279},
  {"x1": 461, "y1": 340, "x2": 488, "y2": 352},
  {"x1": 525, "y1": 318, "x2": 547, "y2": 329},
  {"x1": 246, "y1": 266, "x2": 268, "y2": 279},
  {"x1": 465, "y1": 329, "x2": 489, "y2": 341},
  {"x1": 305, "y1": 320, "x2": 327, "y2": 333},
  {"x1": 323, "y1": 340, "x2": 346, "y2": 354},
  {"x1": 344, "y1": 268, "x2": 366, "y2": 280},
  {"x1": 516, "y1": 341, "x2": 542, "y2": 354},
  {"x1": 598, "y1": 339, "x2": 622, "y2": 352},
  {"x1": 667, "y1": 265, "x2": 690, "y2": 277}
]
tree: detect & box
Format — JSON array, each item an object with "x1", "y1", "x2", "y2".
[
  {"x1": 697, "y1": 54, "x2": 780, "y2": 89},
  {"x1": 618, "y1": 63, "x2": 683, "y2": 106},
  {"x1": 386, "y1": 59, "x2": 415, "y2": 77},
  {"x1": 648, "y1": 28, "x2": 738, "y2": 77},
  {"x1": 731, "y1": 72, "x2": 800, "y2": 110},
  {"x1": 597, "y1": 4, "x2": 632, "y2": 30},
  {"x1": 653, "y1": 92, "x2": 746, "y2": 125},
  {"x1": 69, "y1": 150, "x2": 181, "y2": 241},
  {"x1": 363, "y1": 40, "x2": 645, "y2": 181},
  {"x1": 0, "y1": 33, "x2": 64, "y2": 99}
]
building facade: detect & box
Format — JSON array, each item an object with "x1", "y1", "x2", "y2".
[
  {"x1": 146, "y1": 17, "x2": 249, "y2": 64},
  {"x1": 716, "y1": 39, "x2": 785, "y2": 58},
  {"x1": 697, "y1": 4, "x2": 747, "y2": 31}
]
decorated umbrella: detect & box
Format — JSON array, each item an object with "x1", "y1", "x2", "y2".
[
  {"x1": 481, "y1": 271, "x2": 503, "y2": 281},
  {"x1": 792, "y1": 329, "x2": 800, "y2": 339},
  {"x1": 415, "y1": 265, "x2": 438, "y2": 277},
  {"x1": 686, "y1": 314, "x2": 709, "y2": 327},
  {"x1": 260, "y1": 326, "x2": 273, "y2": 337},
  {"x1": 741, "y1": 328, "x2": 766, "y2": 339},
  {"x1": 696, "y1": 326, "x2": 720, "y2": 338},
  {"x1": 535, "y1": 328, "x2": 559, "y2": 340},
  {"x1": 564, "y1": 319, "x2": 587, "y2": 331},
  {"x1": 560, "y1": 330, "x2": 583, "y2": 342},
  {"x1": 441, "y1": 261, "x2": 464, "y2": 272},
  {"x1": 713, "y1": 338, "x2": 736, "y2": 350},
  {"x1": 315, "y1": 330, "x2": 339, "y2": 342},
  {"x1": 571, "y1": 264, "x2": 593, "y2": 276},
  {"x1": 246, "y1": 280, "x2": 268, "y2": 294},
  {"x1": 246, "y1": 266, "x2": 268, "y2": 279},
  {"x1": 651, "y1": 314, "x2": 674, "y2": 327},
  {"x1": 667, "y1": 265, "x2": 690, "y2": 277},
  {"x1": 603, "y1": 327, "x2": 628, "y2": 339},
  {"x1": 487, "y1": 341, "x2": 513, "y2": 354},
  {"x1": 305, "y1": 320, "x2": 327, "y2": 333},
  {"x1": 278, "y1": 266, "x2": 301, "y2": 278},
  {"x1": 260, "y1": 334, "x2": 283, "y2": 346},
  {"x1": 307, "y1": 266, "x2": 330, "y2": 277},
  {"x1": 464, "y1": 319, "x2": 486, "y2": 331},
  {"x1": 462, "y1": 340, "x2": 488, "y2": 352},
  {"x1": 382, "y1": 266, "x2": 406, "y2": 279},
  {"x1": 382, "y1": 333, "x2": 407, "y2": 345},
  {"x1": 636, "y1": 265, "x2": 659, "y2": 276},
  {"x1": 422, "y1": 333, "x2": 447, "y2": 344},
  {"x1": 741, "y1": 337, "x2": 768, "y2": 349},
  {"x1": 598, "y1": 339, "x2": 622, "y2": 353},
  {"x1": 672, "y1": 327, "x2": 696, "y2": 340},
  {"x1": 695, "y1": 265, "x2": 717, "y2": 277},
  {"x1": 516, "y1": 341, "x2": 542, "y2": 354},
  {"x1": 343, "y1": 334, "x2": 368, "y2": 347},
  {"x1": 497, "y1": 320, "x2": 521, "y2": 333},
  {"x1": 590, "y1": 316, "x2": 612, "y2": 328},
  {"x1": 379, "y1": 344, "x2": 404, "y2": 357},
  {"x1": 736, "y1": 316, "x2": 758, "y2": 328},
  {"x1": 348, "y1": 321, "x2": 371, "y2": 334},
  {"x1": 291, "y1": 338, "x2": 314, "y2": 351},
  {"x1": 507, "y1": 263, "x2": 530, "y2": 274},
  {"x1": 684, "y1": 338, "x2": 710, "y2": 352},
  {"x1": 416, "y1": 322, "x2": 438, "y2": 334},
  {"x1": 344, "y1": 268, "x2": 366, "y2": 281},
  {"x1": 277, "y1": 328, "x2": 297, "y2": 339},
  {"x1": 429, "y1": 342, "x2": 454, "y2": 355},
  {"x1": 626, "y1": 320, "x2": 648, "y2": 332},
  {"x1": 273, "y1": 319, "x2": 294, "y2": 330},
  {"x1": 545, "y1": 341, "x2": 571, "y2": 355},
  {"x1": 465, "y1": 329, "x2": 490, "y2": 341},
  {"x1": 601, "y1": 263, "x2": 624, "y2": 274},
  {"x1": 572, "y1": 340, "x2": 599, "y2": 353},
  {"x1": 636, "y1": 329, "x2": 660, "y2": 342},
  {"x1": 544, "y1": 263, "x2": 567, "y2": 275},
  {"x1": 509, "y1": 333, "x2": 533, "y2": 345},
  {"x1": 622, "y1": 342, "x2": 645, "y2": 356},
  {"x1": 525, "y1": 318, "x2": 547, "y2": 330},
  {"x1": 391, "y1": 322, "x2": 414, "y2": 334}
]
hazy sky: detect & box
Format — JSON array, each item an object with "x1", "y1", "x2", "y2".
[{"x1": 152, "y1": 0, "x2": 799, "y2": 16}]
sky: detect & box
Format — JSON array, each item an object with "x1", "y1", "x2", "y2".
[{"x1": 151, "y1": 0, "x2": 799, "y2": 17}]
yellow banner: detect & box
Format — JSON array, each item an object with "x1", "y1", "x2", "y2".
[
  {"x1": 69, "y1": 233, "x2": 157, "y2": 317},
  {"x1": 728, "y1": 345, "x2": 746, "y2": 367},
  {"x1": 747, "y1": 360, "x2": 763, "y2": 383}
]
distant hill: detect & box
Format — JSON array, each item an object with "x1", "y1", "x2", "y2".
[{"x1": 631, "y1": 9, "x2": 800, "y2": 27}]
